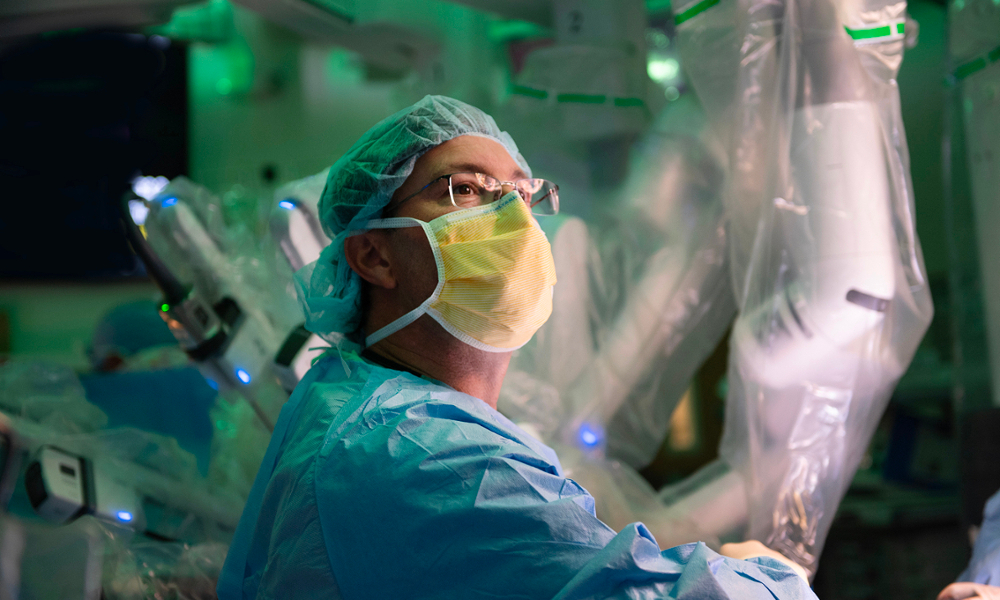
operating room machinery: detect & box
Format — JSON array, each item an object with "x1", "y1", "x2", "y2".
[
  {"x1": 125, "y1": 176, "x2": 332, "y2": 433},
  {"x1": 659, "y1": 0, "x2": 932, "y2": 574}
]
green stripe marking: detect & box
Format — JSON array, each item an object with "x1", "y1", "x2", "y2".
[
  {"x1": 512, "y1": 85, "x2": 548, "y2": 100},
  {"x1": 613, "y1": 97, "x2": 645, "y2": 108},
  {"x1": 556, "y1": 93, "x2": 606, "y2": 104},
  {"x1": 674, "y1": 0, "x2": 721, "y2": 25},
  {"x1": 953, "y1": 45, "x2": 1000, "y2": 80},
  {"x1": 956, "y1": 57, "x2": 989, "y2": 80},
  {"x1": 300, "y1": 0, "x2": 355, "y2": 24},
  {"x1": 845, "y1": 25, "x2": 892, "y2": 40}
]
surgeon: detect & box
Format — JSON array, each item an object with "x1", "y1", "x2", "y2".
[{"x1": 217, "y1": 95, "x2": 813, "y2": 600}]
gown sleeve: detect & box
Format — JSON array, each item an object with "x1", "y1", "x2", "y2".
[{"x1": 960, "y1": 488, "x2": 1000, "y2": 585}]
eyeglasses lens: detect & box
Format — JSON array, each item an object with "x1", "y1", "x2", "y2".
[{"x1": 448, "y1": 173, "x2": 559, "y2": 215}]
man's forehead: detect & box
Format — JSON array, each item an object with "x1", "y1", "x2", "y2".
[
  {"x1": 433, "y1": 161, "x2": 529, "y2": 181},
  {"x1": 422, "y1": 136, "x2": 528, "y2": 180}
]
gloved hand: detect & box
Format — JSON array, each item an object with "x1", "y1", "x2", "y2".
[
  {"x1": 720, "y1": 540, "x2": 809, "y2": 582},
  {"x1": 938, "y1": 583, "x2": 1000, "y2": 600}
]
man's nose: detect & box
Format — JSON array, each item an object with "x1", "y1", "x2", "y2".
[{"x1": 500, "y1": 182, "x2": 517, "y2": 196}]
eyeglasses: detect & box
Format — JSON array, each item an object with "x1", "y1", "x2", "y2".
[{"x1": 386, "y1": 172, "x2": 560, "y2": 216}]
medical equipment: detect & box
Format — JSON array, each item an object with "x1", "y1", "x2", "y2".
[
  {"x1": 0, "y1": 359, "x2": 243, "y2": 600},
  {"x1": 0, "y1": 0, "x2": 196, "y2": 38},
  {"x1": 270, "y1": 197, "x2": 330, "y2": 273},
  {"x1": 948, "y1": 0, "x2": 1000, "y2": 407},
  {"x1": 121, "y1": 193, "x2": 276, "y2": 431},
  {"x1": 26, "y1": 446, "x2": 145, "y2": 531},
  {"x1": 230, "y1": 0, "x2": 440, "y2": 75},
  {"x1": 23, "y1": 440, "x2": 242, "y2": 543},
  {"x1": 123, "y1": 178, "x2": 335, "y2": 431},
  {"x1": 507, "y1": 0, "x2": 653, "y2": 141},
  {"x1": 667, "y1": 0, "x2": 933, "y2": 575},
  {"x1": 268, "y1": 176, "x2": 335, "y2": 392}
]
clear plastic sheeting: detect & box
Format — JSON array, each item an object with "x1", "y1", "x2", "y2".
[
  {"x1": 556, "y1": 444, "x2": 724, "y2": 550},
  {"x1": 0, "y1": 360, "x2": 241, "y2": 599},
  {"x1": 0, "y1": 361, "x2": 108, "y2": 434},
  {"x1": 500, "y1": 96, "x2": 734, "y2": 471},
  {"x1": 673, "y1": 0, "x2": 933, "y2": 575},
  {"x1": 103, "y1": 539, "x2": 229, "y2": 600},
  {"x1": 949, "y1": 0, "x2": 1000, "y2": 407},
  {"x1": 495, "y1": 96, "x2": 738, "y2": 545},
  {"x1": 0, "y1": 363, "x2": 242, "y2": 541},
  {"x1": 0, "y1": 516, "x2": 106, "y2": 600},
  {"x1": 0, "y1": 514, "x2": 229, "y2": 600},
  {"x1": 206, "y1": 390, "x2": 275, "y2": 500}
]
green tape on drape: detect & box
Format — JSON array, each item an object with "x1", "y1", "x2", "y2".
[
  {"x1": 844, "y1": 21, "x2": 905, "y2": 41},
  {"x1": 956, "y1": 57, "x2": 989, "y2": 80},
  {"x1": 511, "y1": 87, "x2": 645, "y2": 108},
  {"x1": 556, "y1": 93, "x2": 606, "y2": 104},
  {"x1": 953, "y1": 45, "x2": 1000, "y2": 80},
  {"x1": 845, "y1": 25, "x2": 892, "y2": 39},
  {"x1": 674, "y1": 0, "x2": 721, "y2": 25},
  {"x1": 511, "y1": 85, "x2": 548, "y2": 100},
  {"x1": 613, "y1": 97, "x2": 645, "y2": 108}
]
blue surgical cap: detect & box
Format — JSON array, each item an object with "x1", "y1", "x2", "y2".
[{"x1": 295, "y1": 95, "x2": 531, "y2": 341}]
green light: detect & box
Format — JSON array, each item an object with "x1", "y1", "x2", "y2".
[
  {"x1": 190, "y1": 38, "x2": 255, "y2": 99},
  {"x1": 647, "y1": 57, "x2": 680, "y2": 82},
  {"x1": 647, "y1": 0, "x2": 673, "y2": 16},
  {"x1": 489, "y1": 20, "x2": 551, "y2": 42},
  {"x1": 161, "y1": 303, "x2": 170, "y2": 312},
  {"x1": 145, "y1": 0, "x2": 234, "y2": 43}
]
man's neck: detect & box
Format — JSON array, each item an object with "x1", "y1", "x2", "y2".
[{"x1": 365, "y1": 317, "x2": 511, "y2": 410}]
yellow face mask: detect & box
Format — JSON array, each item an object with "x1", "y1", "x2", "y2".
[{"x1": 360, "y1": 192, "x2": 557, "y2": 352}]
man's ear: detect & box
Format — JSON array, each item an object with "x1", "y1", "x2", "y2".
[{"x1": 344, "y1": 232, "x2": 397, "y2": 289}]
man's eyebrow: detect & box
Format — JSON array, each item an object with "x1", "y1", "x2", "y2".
[{"x1": 437, "y1": 162, "x2": 529, "y2": 181}]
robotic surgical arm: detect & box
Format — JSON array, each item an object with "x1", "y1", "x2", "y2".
[
  {"x1": 661, "y1": 0, "x2": 932, "y2": 576},
  {"x1": 125, "y1": 178, "x2": 331, "y2": 432}
]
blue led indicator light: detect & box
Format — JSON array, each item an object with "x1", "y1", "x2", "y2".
[
  {"x1": 205, "y1": 378, "x2": 219, "y2": 391},
  {"x1": 117, "y1": 511, "x2": 133, "y2": 522},
  {"x1": 278, "y1": 200, "x2": 295, "y2": 210},
  {"x1": 161, "y1": 197, "x2": 178, "y2": 207},
  {"x1": 578, "y1": 423, "x2": 602, "y2": 448},
  {"x1": 235, "y1": 368, "x2": 252, "y2": 384}
]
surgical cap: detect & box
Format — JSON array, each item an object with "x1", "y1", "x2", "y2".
[{"x1": 295, "y1": 95, "x2": 531, "y2": 342}]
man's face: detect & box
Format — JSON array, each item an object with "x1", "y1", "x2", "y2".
[{"x1": 378, "y1": 135, "x2": 529, "y2": 311}]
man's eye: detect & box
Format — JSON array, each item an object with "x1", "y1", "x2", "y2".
[{"x1": 453, "y1": 183, "x2": 479, "y2": 197}]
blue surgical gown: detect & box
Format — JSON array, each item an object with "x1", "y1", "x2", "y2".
[
  {"x1": 217, "y1": 352, "x2": 816, "y2": 600},
  {"x1": 959, "y1": 488, "x2": 1000, "y2": 585}
]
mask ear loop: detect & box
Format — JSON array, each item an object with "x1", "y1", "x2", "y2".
[{"x1": 353, "y1": 217, "x2": 445, "y2": 348}]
